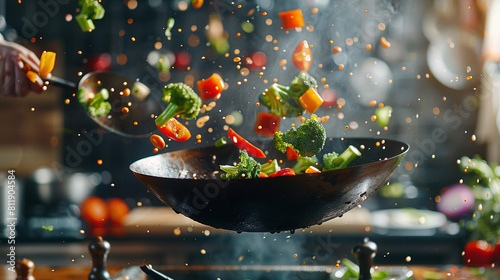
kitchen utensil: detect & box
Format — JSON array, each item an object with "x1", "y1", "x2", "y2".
[
  {"x1": 370, "y1": 208, "x2": 447, "y2": 236},
  {"x1": 45, "y1": 72, "x2": 160, "y2": 138},
  {"x1": 130, "y1": 137, "x2": 409, "y2": 232}
]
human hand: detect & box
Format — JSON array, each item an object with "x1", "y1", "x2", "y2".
[{"x1": 0, "y1": 35, "x2": 44, "y2": 97}]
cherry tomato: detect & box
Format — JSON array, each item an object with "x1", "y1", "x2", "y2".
[
  {"x1": 278, "y1": 9, "x2": 305, "y2": 30},
  {"x1": 286, "y1": 146, "x2": 299, "y2": 160},
  {"x1": 320, "y1": 89, "x2": 338, "y2": 107},
  {"x1": 228, "y1": 128, "x2": 266, "y2": 158},
  {"x1": 254, "y1": 112, "x2": 280, "y2": 137},
  {"x1": 463, "y1": 240, "x2": 494, "y2": 267},
  {"x1": 292, "y1": 40, "x2": 312, "y2": 71},
  {"x1": 197, "y1": 73, "x2": 224, "y2": 100},
  {"x1": 493, "y1": 242, "x2": 500, "y2": 264},
  {"x1": 269, "y1": 168, "x2": 296, "y2": 177},
  {"x1": 157, "y1": 118, "x2": 191, "y2": 141},
  {"x1": 246, "y1": 52, "x2": 267, "y2": 70},
  {"x1": 80, "y1": 196, "x2": 109, "y2": 228},
  {"x1": 173, "y1": 51, "x2": 191, "y2": 71},
  {"x1": 107, "y1": 198, "x2": 130, "y2": 226}
]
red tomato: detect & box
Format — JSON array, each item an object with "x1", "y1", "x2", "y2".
[
  {"x1": 320, "y1": 89, "x2": 337, "y2": 107},
  {"x1": 197, "y1": 73, "x2": 224, "y2": 100},
  {"x1": 246, "y1": 52, "x2": 267, "y2": 70},
  {"x1": 254, "y1": 112, "x2": 280, "y2": 136},
  {"x1": 228, "y1": 128, "x2": 266, "y2": 158},
  {"x1": 173, "y1": 51, "x2": 192, "y2": 70},
  {"x1": 286, "y1": 147, "x2": 299, "y2": 160},
  {"x1": 80, "y1": 196, "x2": 109, "y2": 228},
  {"x1": 292, "y1": 40, "x2": 312, "y2": 71},
  {"x1": 493, "y1": 242, "x2": 500, "y2": 264},
  {"x1": 269, "y1": 168, "x2": 296, "y2": 177},
  {"x1": 463, "y1": 240, "x2": 494, "y2": 267},
  {"x1": 107, "y1": 198, "x2": 130, "y2": 226},
  {"x1": 157, "y1": 118, "x2": 191, "y2": 141}
]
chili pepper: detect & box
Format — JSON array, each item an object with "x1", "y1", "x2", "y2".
[
  {"x1": 157, "y1": 118, "x2": 191, "y2": 141},
  {"x1": 278, "y1": 9, "x2": 305, "y2": 30},
  {"x1": 292, "y1": 40, "x2": 312, "y2": 71},
  {"x1": 269, "y1": 168, "x2": 296, "y2": 177},
  {"x1": 299, "y1": 87, "x2": 323, "y2": 114},
  {"x1": 197, "y1": 73, "x2": 224, "y2": 100},
  {"x1": 39, "y1": 51, "x2": 56, "y2": 77},
  {"x1": 228, "y1": 128, "x2": 266, "y2": 158},
  {"x1": 254, "y1": 112, "x2": 280, "y2": 136},
  {"x1": 286, "y1": 146, "x2": 299, "y2": 160}
]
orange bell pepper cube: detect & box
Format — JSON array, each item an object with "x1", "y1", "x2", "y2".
[
  {"x1": 278, "y1": 9, "x2": 305, "y2": 30},
  {"x1": 286, "y1": 146, "x2": 299, "y2": 160},
  {"x1": 39, "y1": 51, "x2": 56, "y2": 77},
  {"x1": 305, "y1": 166, "x2": 321, "y2": 174},
  {"x1": 228, "y1": 128, "x2": 266, "y2": 158},
  {"x1": 254, "y1": 112, "x2": 281, "y2": 137},
  {"x1": 292, "y1": 40, "x2": 312, "y2": 71},
  {"x1": 299, "y1": 87, "x2": 323, "y2": 114},
  {"x1": 25, "y1": 70, "x2": 38, "y2": 83},
  {"x1": 197, "y1": 73, "x2": 224, "y2": 100},
  {"x1": 156, "y1": 118, "x2": 191, "y2": 141}
]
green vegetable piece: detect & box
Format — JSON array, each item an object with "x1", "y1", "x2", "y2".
[
  {"x1": 76, "y1": 14, "x2": 95, "y2": 32},
  {"x1": 210, "y1": 38, "x2": 230, "y2": 54},
  {"x1": 375, "y1": 106, "x2": 392, "y2": 127},
  {"x1": 165, "y1": 18, "x2": 175, "y2": 37},
  {"x1": 88, "y1": 101, "x2": 111, "y2": 118},
  {"x1": 261, "y1": 159, "x2": 281, "y2": 175},
  {"x1": 157, "y1": 54, "x2": 171, "y2": 73},
  {"x1": 288, "y1": 71, "x2": 318, "y2": 99},
  {"x1": 322, "y1": 145, "x2": 361, "y2": 171},
  {"x1": 155, "y1": 83, "x2": 202, "y2": 127},
  {"x1": 215, "y1": 136, "x2": 227, "y2": 147},
  {"x1": 292, "y1": 155, "x2": 319, "y2": 174},
  {"x1": 42, "y1": 225, "x2": 54, "y2": 232},
  {"x1": 241, "y1": 21, "x2": 254, "y2": 33},
  {"x1": 220, "y1": 150, "x2": 261, "y2": 179},
  {"x1": 77, "y1": 88, "x2": 90, "y2": 107},
  {"x1": 273, "y1": 115, "x2": 326, "y2": 157},
  {"x1": 341, "y1": 258, "x2": 359, "y2": 277}
]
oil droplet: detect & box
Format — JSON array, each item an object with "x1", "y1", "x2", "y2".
[
  {"x1": 201, "y1": 249, "x2": 206, "y2": 254},
  {"x1": 471, "y1": 134, "x2": 476, "y2": 141},
  {"x1": 97, "y1": 159, "x2": 103, "y2": 165},
  {"x1": 406, "y1": 256, "x2": 411, "y2": 262},
  {"x1": 173, "y1": 228, "x2": 181, "y2": 236}
]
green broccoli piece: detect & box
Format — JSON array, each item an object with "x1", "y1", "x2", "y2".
[
  {"x1": 322, "y1": 145, "x2": 361, "y2": 171},
  {"x1": 77, "y1": 0, "x2": 105, "y2": 32},
  {"x1": 259, "y1": 72, "x2": 318, "y2": 117},
  {"x1": 78, "y1": 88, "x2": 111, "y2": 118},
  {"x1": 288, "y1": 71, "x2": 318, "y2": 99},
  {"x1": 292, "y1": 156, "x2": 319, "y2": 174},
  {"x1": 261, "y1": 159, "x2": 281, "y2": 175},
  {"x1": 220, "y1": 150, "x2": 261, "y2": 179},
  {"x1": 375, "y1": 106, "x2": 393, "y2": 127},
  {"x1": 155, "y1": 83, "x2": 202, "y2": 127},
  {"x1": 259, "y1": 83, "x2": 304, "y2": 117},
  {"x1": 88, "y1": 101, "x2": 111, "y2": 118},
  {"x1": 273, "y1": 115, "x2": 326, "y2": 157}
]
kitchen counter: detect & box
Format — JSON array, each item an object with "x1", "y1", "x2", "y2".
[{"x1": 1, "y1": 264, "x2": 498, "y2": 280}]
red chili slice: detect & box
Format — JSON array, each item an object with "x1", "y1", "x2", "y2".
[
  {"x1": 157, "y1": 118, "x2": 191, "y2": 141},
  {"x1": 269, "y1": 168, "x2": 296, "y2": 177},
  {"x1": 228, "y1": 128, "x2": 266, "y2": 158},
  {"x1": 254, "y1": 112, "x2": 281, "y2": 137}
]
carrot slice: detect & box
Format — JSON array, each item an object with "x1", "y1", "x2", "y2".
[
  {"x1": 279, "y1": 9, "x2": 305, "y2": 30},
  {"x1": 39, "y1": 51, "x2": 56, "y2": 77}
]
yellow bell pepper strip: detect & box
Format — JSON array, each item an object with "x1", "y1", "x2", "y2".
[
  {"x1": 228, "y1": 128, "x2": 266, "y2": 158},
  {"x1": 305, "y1": 166, "x2": 321, "y2": 174},
  {"x1": 299, "y1": 87, "x2": 323, "y2": 114},
  {"x1": 25, "y1": 71, "x2": 37, "y2": 83},
  {"x1": 39, "y1": 51, "x2": 56, "y2": 77},
  {"x1": 278, "y1": 9, "x2": 305, "y2": 30}
]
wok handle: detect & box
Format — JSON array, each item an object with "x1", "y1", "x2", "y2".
[
  {"x1": 353, "y1": 238, "x2": 377, "y2": 280},
  {"x1": 43, "y1": 76, "x2": 78, "y2": 90},
  {"x1": 140, "y1": 264, "x2": 175, "y2": 280}
]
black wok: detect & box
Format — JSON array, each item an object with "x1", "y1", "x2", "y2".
[{"x1": 130, "y1": 137, "x2": 409, "y2": 232}]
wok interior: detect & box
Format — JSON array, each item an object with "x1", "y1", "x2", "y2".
[{"x1": 130, "y1": 137, "x2": 408, "y2": 179}]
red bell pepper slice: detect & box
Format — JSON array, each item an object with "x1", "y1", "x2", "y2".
[
  {"x1": 254, "y1": 112, "x2": 281, "y2": 137},
  {"x1": 292, "y1": 40, "x2": 312, "y2": 71},
  {"x1": 157, "y1": 118, "x2": 191, "y2": 141},
  {"x1": 228, "y1": 128, "x2": 266, "y2": 158},
  {"x1": 269, "y1": 168, "x2": 295, "y2": 177},
  {"x1": 278, "y1": 9, "x2": 305, "y2": 30},
  {"x1": 286, "y1": 146, "x2": 299, "y2": 160},
  {"x1": 197, "y1": 73, "x2": 224, "y2": 100}
]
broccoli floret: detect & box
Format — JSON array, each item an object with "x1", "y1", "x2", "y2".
[
  {"x1": 261, "y1": 159, "x2": 281, "y2": 175},
  {"x1": 88, "y1": 101, "x2": 111, "y2": 118},
  {"x1": 155, "y1": 83, "x2": 202, "y2": 126},
  {"x1": 77, "y1": 0, "x2": 105, "y2": 32},
  {"x1": 289, "y1": 71, "x2": 318, "y2": 99},
  {"x1": 292, "y1": 156, "x2": 319, "y2": 174},
  {"x1": 259, "y1": 72, "x2": 318, "y2": 117},
  {"x1": 259, "y1": 83, "x2": 304, "y2": 117},
  {"x1": 323, "y1": 145, "x2": 361, "y2": 171},
  {"x1": 78, "y1": 88, "x2": 111, "y2": 118},
  {"x1": 220, "y1": 150, "x2": 261, "y2": 179},
  {"x1": 273, "y1": 115, "x2": 326, "y2": 157}
]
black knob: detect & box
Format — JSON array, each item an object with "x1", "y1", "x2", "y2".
[
  {"x1": 352, "y1": 238, "x2": 377, "y2": 280},
  {"x1": 88, "y1": 236, "x2": 111, "y2": 280},
  {"x1": 15, "y1": 258, "x2": 35, "y2": 280}
]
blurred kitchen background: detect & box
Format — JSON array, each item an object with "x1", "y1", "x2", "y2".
[{"x1": 1, "y1": 0, "x2": 499, "y2": 269}]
